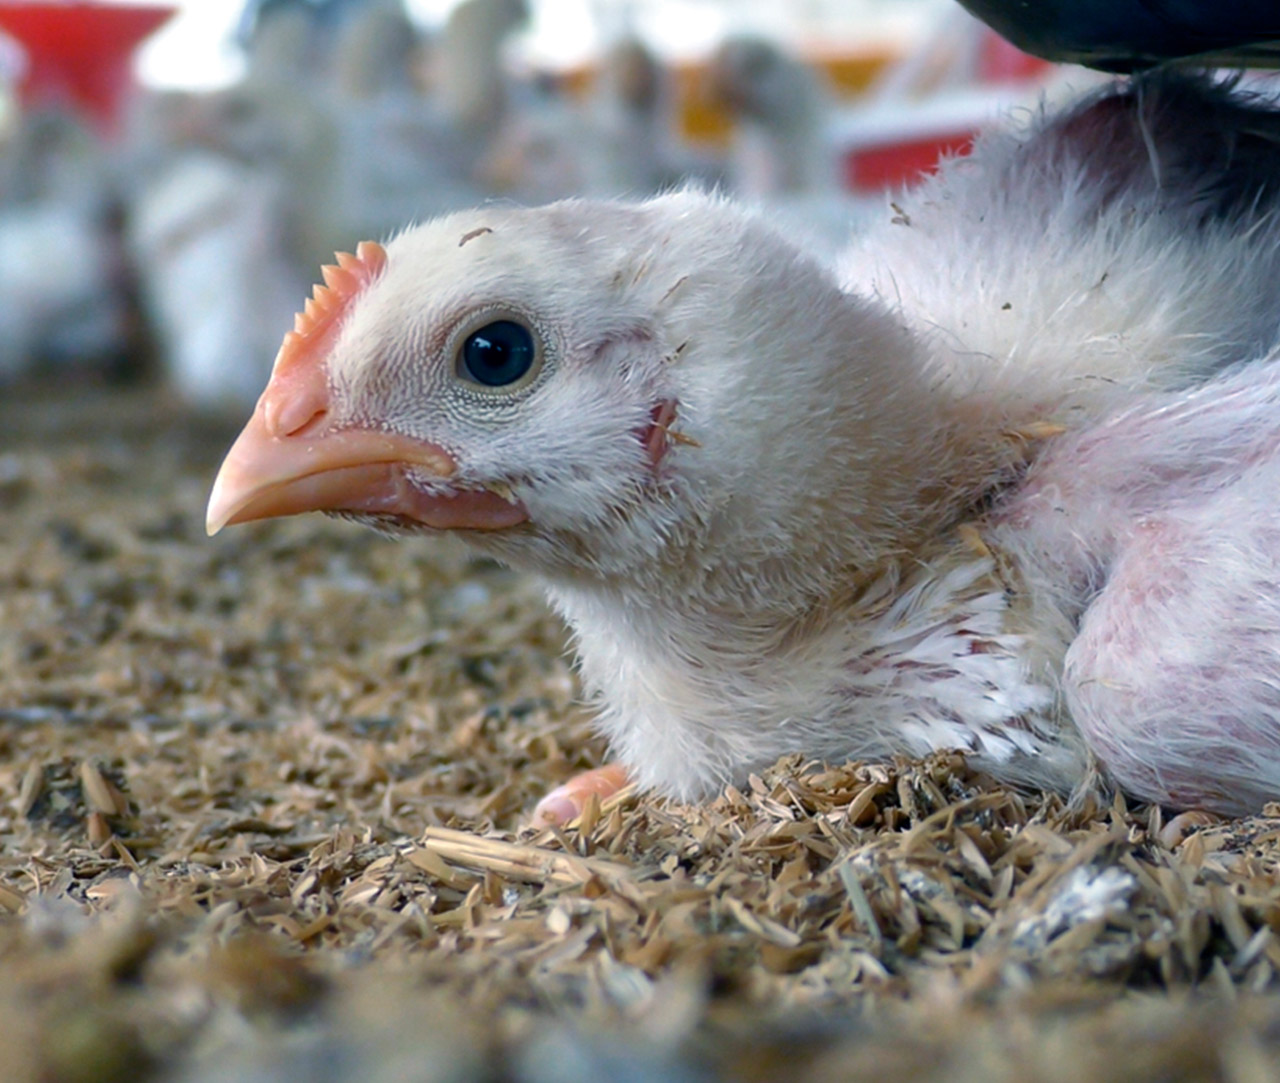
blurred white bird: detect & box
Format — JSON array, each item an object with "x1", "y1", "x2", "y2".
[
  {"x1": 121, "y1": 1, "x2": 339, "y2": 408},
  {"x1": 0, "y1": 109, "x2": 133, "y2": 381},
  {"x1": 705, "y1": 35, "x2": 876, "y2": 261},
  {"x1": 127, "y1": 151, "x2": 307, "y2": 408},
  {"x1": 326, "y1": 0, "x2": 451, "y2": 236},
  {"x1": 126, "y1": 0, "x2": 531, "y2": 411},
  {"x1": 480, "y1": 37, "x2": 692, "y2": 203},
  {"x1": 431, "y1": 0, "x2": 528, "y2": 144},
  {"x1": 328, "y1": 0, "x2": 527, "y2": 236},
  {"x1": 707, "y1": 35, "x2": 836, "y2": 197},
  {"x1": 206, "y1": 74, "x2": 1280, "y2": 820}
]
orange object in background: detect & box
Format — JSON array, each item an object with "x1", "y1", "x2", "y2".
[
  {"x1": 0, "y1": 2, "x2": 176, "y2": 137},
  {"x1": 549, "y1": 47, "x2": 897, "y2": 150},
  {"x1": 674, "y1": 49, "x2": 894, "y2": 148},
  {"x1": 812, "y1": 49, "x2": 899, "y2": 96}
]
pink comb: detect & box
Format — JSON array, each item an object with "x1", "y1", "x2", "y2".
[
  {"x1": 272, "y1": 240, "x2": 388, "y2": 377},
  {"x1": 261, "y1": 240, "x2": 387, "y2": 437}
]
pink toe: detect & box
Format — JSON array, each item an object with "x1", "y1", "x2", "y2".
[
  {"x1": 534, "y1": 789, "x2": 580, "y2": 826},
  {"x1": 533, "y1": 763, "x2": 632, "y2": 826}
]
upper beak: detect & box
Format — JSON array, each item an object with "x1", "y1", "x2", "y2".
[{"x1": 206, "y1": 242, "x2": 529, "y2": 536}]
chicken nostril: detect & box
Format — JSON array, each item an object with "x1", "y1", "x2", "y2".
[
  {"x1": 262, "y1": 390, "x2": 330, "y2": 439},
  {"x1": 289, "y1": 407, "x2": 330, "y2": 438}
]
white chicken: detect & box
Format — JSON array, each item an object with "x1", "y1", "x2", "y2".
[
  {"x1": 127, "y1": 151, "x2": 307, "y2": 408},
  {"x1": 207, "y1": 74, "x2": 1280, "y2": 821},
  {"x1": 325, "y1": 0, "x2": 458, "y2": 241},
  {"x1": 479, "y1": 37, "x2": 689, "y2": 204},
  {"x1": 705, "y1": 35, "x2": 876, "y2": 262},
  {"x1": 707, "y1": 34, "x2": 836, "y2": 197},
  {"x1": 123, "y1": 2, "x2": 337, "y2": 408},
  {"x1": 0, "y1": 108, "x2": 132, "y2": 381},
  {"x1": 327, "y1": 0, "x2": 523, "y2": 236}
]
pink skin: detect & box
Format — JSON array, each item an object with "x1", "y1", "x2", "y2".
[
  {"x1": 1062, "y1": 509, "x2": 1280, "y2": 815},
  {"x1": 533, "y1": 763, "x2": 632, "y2": 825},
  {"x1": 993, "y1": 363, "x2": 1280, "y2": 816}
]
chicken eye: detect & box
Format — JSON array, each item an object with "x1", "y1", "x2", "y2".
[{"x1": 458, "y1": 319, "x2": 537, "y2": 388}]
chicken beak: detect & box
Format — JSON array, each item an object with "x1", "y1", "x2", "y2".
[
  {"x1": 205, "y1": 408, "x2": 461, "y2": 536},
  {"x1": 206, "y1": 365, "x2": 533, "y2": 536}
]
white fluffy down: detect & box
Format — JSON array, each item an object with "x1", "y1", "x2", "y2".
[{"x1": 327, "y1": 74, "x2": 1280, "y2": 814}]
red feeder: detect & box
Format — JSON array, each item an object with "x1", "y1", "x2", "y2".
[{"x1": 0, "y1": 2, "x2": 176, "y2": 138}]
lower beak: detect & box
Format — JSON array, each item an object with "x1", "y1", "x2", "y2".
[{"x1": 206, "y1": 411, "x2": 529, "y2": 536}]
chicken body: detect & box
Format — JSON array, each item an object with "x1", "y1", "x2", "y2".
[{"x1": 209, "y1": 75, "x2": 1280, "y2": 816}]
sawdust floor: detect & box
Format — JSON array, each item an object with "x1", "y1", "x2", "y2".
[{"x1": 5, "y1": 383, "x2": 1280, "y2": 1082}]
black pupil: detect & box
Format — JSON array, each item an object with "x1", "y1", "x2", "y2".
[{"x1": 461, "y1": 320, "x2": 535, "y2": 387}]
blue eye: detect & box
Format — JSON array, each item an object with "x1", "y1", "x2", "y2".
[{"x1": 459, "y1": 319, "x2": 538, "y2": 388}]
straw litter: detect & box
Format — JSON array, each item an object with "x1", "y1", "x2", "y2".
[{"x1": 4, "y1": 386, "x2": 1280, "y2": 1081}]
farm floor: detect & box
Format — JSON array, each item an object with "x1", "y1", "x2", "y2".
[{"x1": 3, "y1": 383, "x2": 1280, "y2": 1082}]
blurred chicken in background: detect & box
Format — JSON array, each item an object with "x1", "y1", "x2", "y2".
[
  {"x1": 0, "y1": 107, "x2": 136, "y2": 383},
  {"x1": 124, "y1": 3, "x2": 327, "y2": 409},
  {"x1": 479, "y1": 35, "x2": 704, "y2": 203},
  {"x1": 332, "y1": 0, "x2": 524, "y2": 236},
  {"x1": 0, "y1": 0, "x2": 1065, "y2": 410},
  {"x1": 702, "y1": 32, "x2": 876, "y2": 259},
  {"x1": 708, "y1": 33, "x2": 837, "y2": 197}
]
